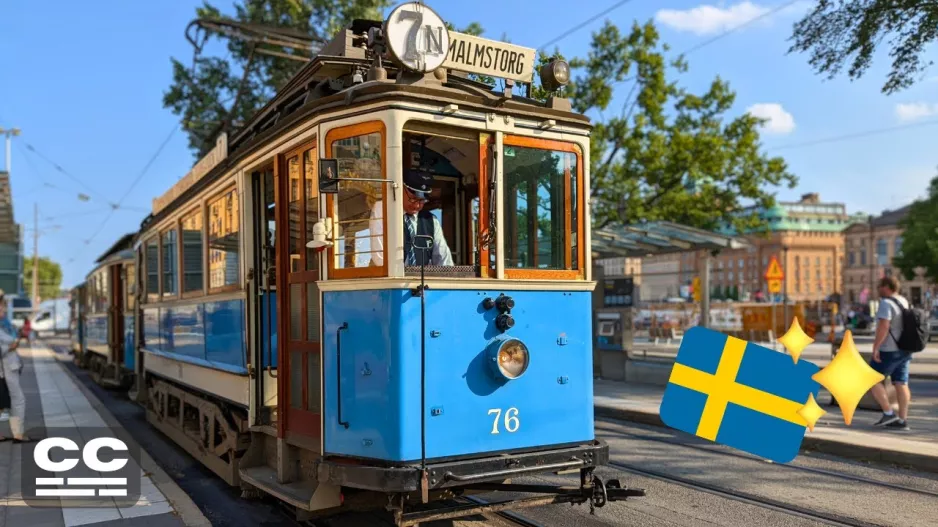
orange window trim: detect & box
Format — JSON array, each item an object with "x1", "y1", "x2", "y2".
[
  {"x1": 479, "y1": 134, "x2": 492, "y2": 278},
  {"x1": 206, "y1": 184, "x2": 241, "y2": 295},
  {"x1": 324, "y1": 121, "x2": 388, "y2": 280},
  {"x1": 502, "y1": 135, "x2": 585, "y2": 280}
]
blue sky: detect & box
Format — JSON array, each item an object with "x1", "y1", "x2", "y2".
[{"x1": 2, "y1": 0, "x2": 937, "y2": 288}]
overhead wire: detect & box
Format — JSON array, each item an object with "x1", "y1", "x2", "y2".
[
  {"x1": 538, "y1": 0, "x2": 639, "y2": 52},
  {"x1": 21, "y1": 142, "x2": 111, "y2": 203},
  {"x1": 768, "y1": 119, "x2": 938, "y2": 151}
]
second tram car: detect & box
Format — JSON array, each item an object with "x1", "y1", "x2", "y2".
[
  {"x1": 76, "y1": 233, "x2": 137, "y2": 389},
  {"x1": 75, "y1": 4, "x2": 644, "y2": 524}
]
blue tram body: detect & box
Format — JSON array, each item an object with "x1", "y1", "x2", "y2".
[
  {"x1": 140, "y1": 299, "x2": 248, "y2": 375},
  {"x1": 323, "y1": 288, "x2": 593, "y2": 461}
]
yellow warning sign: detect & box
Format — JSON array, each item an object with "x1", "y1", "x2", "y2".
[
  {"x1": 692, "y1": 276, "x2": 701, "y2": 302},
  {"x1": 764, "y1": 256, "x2": 784, "y2": 281},
  {"x1": 767, "y1": 279, "x2": 782, "y2": 294}
]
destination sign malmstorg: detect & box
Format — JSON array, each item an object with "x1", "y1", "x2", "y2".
[{"x1": 444, "y1": 32, "x2": 536, "y2": 84}]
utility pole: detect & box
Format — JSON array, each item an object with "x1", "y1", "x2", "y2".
[{"x1": 32, "y1": 203, "x2": 39, "y2": 313}]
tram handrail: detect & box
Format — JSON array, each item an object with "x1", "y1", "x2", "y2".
[{"x1": 336, "y1": 322, "x2": 350, "y2": 429}]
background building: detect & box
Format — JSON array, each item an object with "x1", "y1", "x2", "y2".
[
  {"x1": 843, "y1": 205, "x2": 935, "y2": 307},
  {"x1": 0, "y1": 171, "x2": 24, "y2": 295}
]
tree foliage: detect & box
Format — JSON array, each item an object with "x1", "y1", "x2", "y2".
[
  {"x1": 164, "y1": 0, "x2": 392, "y2": 158},
  {"x1": 24, "y1": 257, "x2": 63, "y2": 302},
  {"x1": 788, "y1": 0, "x2": 938, "y2": 95},
  {"x1": 893, "y1": 174, "x2": 938, "y2": 284},
  {"x1": 556, "y1": 21, "x2": 796, "y2": 231}
]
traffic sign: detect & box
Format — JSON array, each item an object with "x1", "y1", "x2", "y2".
[
  {"x1": 692, "y1": 276, "x2": 701, "y2": 302},
  {"x1": 764, "y1": 256, "x2": 784, "y2": 281},
  {"x1": 767, "y1": 279, "x2": 782, "y2": 294}
]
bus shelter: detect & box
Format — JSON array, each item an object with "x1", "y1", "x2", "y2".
[{"x1": 590, "y1": 221, "x2": 750, "y2": 380}]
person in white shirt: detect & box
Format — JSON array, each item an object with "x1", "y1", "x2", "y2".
[
  {"x1": 0, "y1": 294, "x2": 31, "y2": 442},
  {"x1": 870, "y1": 276, "x2": 913, "y2": 431},
  {"x1": 369, "y1": 169, "x2": 454, "y2": 267}
]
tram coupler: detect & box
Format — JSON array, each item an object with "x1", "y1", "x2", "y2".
[{"x1": 604, "y1": 479, "x2": 646, "y2": 500}]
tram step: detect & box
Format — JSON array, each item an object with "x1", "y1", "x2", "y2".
[{"x1": 239, "y1": 466, "x2": 341, "y2": 512}]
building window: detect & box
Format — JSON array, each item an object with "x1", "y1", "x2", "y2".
[
  {"x1": 876, "y1": 238, "x2": 888, "y2": 265},
  {"x1": 895, "y1": 236, "x2": 903, "y2": 257},
  {"x1": 181, "y1": 209, "x2": 204, "y2": 293},
  {"x1": 161, "y1": 229, "x2": 178, "y2": 297},
  {"x1": 848, "y1": 252, "x2": 855, "y2": 266},
  {"x1": 145, "y1": 239, "x2": 159, "y2": 301},
  {"x1": 208, "y1": 187, "x2": 240, "y2": 290},
  {"x1": 860, "y1": 250, "x2": 867, "y2": 266}
]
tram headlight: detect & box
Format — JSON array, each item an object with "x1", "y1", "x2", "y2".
[
  {"x1": 487, "y1": 338, "x2": 530, "y2": 381},
  {"x1": 539, "y1": 59, "x2": 570, "y2": 92}
]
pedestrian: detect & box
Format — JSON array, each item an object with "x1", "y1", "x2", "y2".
[
  {"x1": 0, "y1": 293, "x2": 33, "y2": 442},
  {"x1": 870, "y1": 277, "x2": 913, "y2": 431}
]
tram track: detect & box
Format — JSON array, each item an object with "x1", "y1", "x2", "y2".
[
  {"x1": 598, "y1": 421, "x2": 938, "y2": 499},
  {"x1": 609, "y1": 461, "x2": 876, "y2": 527}
]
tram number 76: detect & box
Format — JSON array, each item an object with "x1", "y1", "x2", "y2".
[{"x1": 487, "y1": 408, "x2": 520, "y2": 434}]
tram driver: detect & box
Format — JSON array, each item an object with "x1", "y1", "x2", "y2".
[{"x1": 369, "y1": 169, "x2": 454, "y2": 267}]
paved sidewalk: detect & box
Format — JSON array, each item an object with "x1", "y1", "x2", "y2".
[
  {"x1": 0, "y1": 345, "x2": 209, "y2": 527},
  {"x1": 595, "y1": 377, "x2": 938, "y2": 473},
  {"x1": 626, "y1": 341, "x2": 938, "y2": 379}
]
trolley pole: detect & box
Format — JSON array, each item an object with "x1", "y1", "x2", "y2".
[{"x1": 32, "y1": 203, "x2": 39, "y2": 312}]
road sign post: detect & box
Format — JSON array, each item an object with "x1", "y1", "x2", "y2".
[{"x1": 764, "y1": 256, "x2": 785, "y2": 349}]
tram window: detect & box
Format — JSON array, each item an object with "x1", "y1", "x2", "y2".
[
  {"x1": 288, "y1": 155, "x2": 302, "y2": 272},
  {"x1": 181, "y1": 209, "x2": 204, "y2": 293},
  {"x1": 262, "y1": 168, "x2": 276, "y2": 287},
  {"x1": 503, "y1": 144, "x2": 579, "y2": 272},
  {"x1": 125, "y1": 264, "x2": 136, "y2": 311},
  {"x1": 161, "y1": 228, "x2": 178, "y2": 297},
  {"x1": 332, "y1": 131, "x2": 384, "y2": 272},
  {"x1": 303, "y1": 148, "x2": 320, "y2": 272},
  {"x1": 208, "y1": 187, "x2": 241, "y2": 291},
  {"x1": 145, "y1": 239, "x2": 159, "y2": 301}
]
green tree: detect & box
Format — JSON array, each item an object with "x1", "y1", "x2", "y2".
[
  {"x1": 893, "y1": 174, "x2": 938, "y2": 284},
  {"x1": 788, "y1": 1, "x2": 938, "y2": 95},
  {"x1": 164, "y1": 0, "x2": 392, "y2": 158},
  {"x1": 24, "y1": 257, "x2": 63, "y2": 302},
  {"x1": 550, "y1": 21, "x2": 796, "y2": 231}
]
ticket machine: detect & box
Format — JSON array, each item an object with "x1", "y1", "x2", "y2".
[{"x1": 593, "y1": 277, "x2": 634, "y2": 381}]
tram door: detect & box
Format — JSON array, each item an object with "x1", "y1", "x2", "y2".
[
  {"x1": 109, "y1": 264, "x2": 124, "y2": 368},
  {"x1": 251, "y1": 167, "x2": 279, "y2": 426},
  {"x1": 277, "y1": 141, "x2": 322, "y2": 441}
]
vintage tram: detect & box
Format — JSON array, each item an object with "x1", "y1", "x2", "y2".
[
  {"x1": 73, "y1": 233, "x2": 137, "y2": 389},
  {"x1": 75, "y1": 3, "x2": 644, "y2": 524}
]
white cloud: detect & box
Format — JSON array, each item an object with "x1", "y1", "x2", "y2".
[
  {"x1": 656, "y1": 2, "x2": 770, "y2": 36},
  {"x1": 895, "y1": 102, "x2": 938, "y2": 121},
  {"x1": 747, "y1": 103, "x2": 796, "y2": 135},
  {"x1": 655, "y1": 1, "x2": 811, "y2": 36}
]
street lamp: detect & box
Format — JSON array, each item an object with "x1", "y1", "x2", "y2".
[{"x1": 0, "y1": 127, "x2": 22, "y2": 173}]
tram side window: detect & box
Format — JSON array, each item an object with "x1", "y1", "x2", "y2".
[
  {"x1": 331, "y1": 131, "x2": 384, "y2": 272},
  {"x1": 162, "y1": 229, "x2": 178, "y2": 297},
  {"x1": 145, "y1": 239, "x2": 159, "y2": 301},
  {"x1": 125, "y1": 263, "x2": 136, "y2": 311},
  {"x1": 504, "y1": 144, "x2": 579, "y2": 271},
  {"x1": 208, "y1": 187, "x2": 240, "y2": 291},
  {"x1": 181, "y1": 209, "x2": 204, "y2": 293}
]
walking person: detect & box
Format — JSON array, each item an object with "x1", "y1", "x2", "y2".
[
  {"x1": 870, "y1": 277, "x2": 913, "y2": 431},
  {"x1": 0, "y1": 294, "x2": 33, "y2": 442}
]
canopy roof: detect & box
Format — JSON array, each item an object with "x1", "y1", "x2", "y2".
[
  {"x1": 593, "y1": 221, "x2": 750, "y2": 258},
  {"x1": 0, "y1": 172, "x2": 19, "y2": 245}
]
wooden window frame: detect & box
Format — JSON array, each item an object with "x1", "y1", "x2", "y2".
[
  {"x1": 325, "y1": 121, "x2": 388, "y2": 280},
  {"x1": 206, "y1": 184, "x2": 242, "y2": 295},
  {"x1": 179, "y1": 205, "x2": 206, "y2": 299},
  {"x1": 501, "y1": 135, "x2": 585, "y2": 280},
  {"x1": 160, "y1": 226, "x2": 180, "y2": 300},
  {"x1": 283, "y1": 139, "x2": 320, "y2": 284},
  {"x1": 144, "y1": 236, "x2": 160, "y2": 303}
]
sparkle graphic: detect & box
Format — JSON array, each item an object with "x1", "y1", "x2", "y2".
[
  {"x1": 811, "y1": 331, "x2": 885, "y2": 426},
  {"x1": 797, "y1": 393, "x2": 826, "y2": 432},
  {"x1": 778, "y1": 317, "x2": 814, "y2": 364}
]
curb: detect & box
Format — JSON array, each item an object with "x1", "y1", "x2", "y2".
[
  {"x1": 594, "y1": 405, "x2": 938, "y2": 475},
  {"x1": 54, "y1": 350, "x2": 212, "y2": 527}
]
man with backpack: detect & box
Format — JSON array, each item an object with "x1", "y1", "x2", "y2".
[{"x1": 870, "y1": 277, "x2": 929, "y2": 430}]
